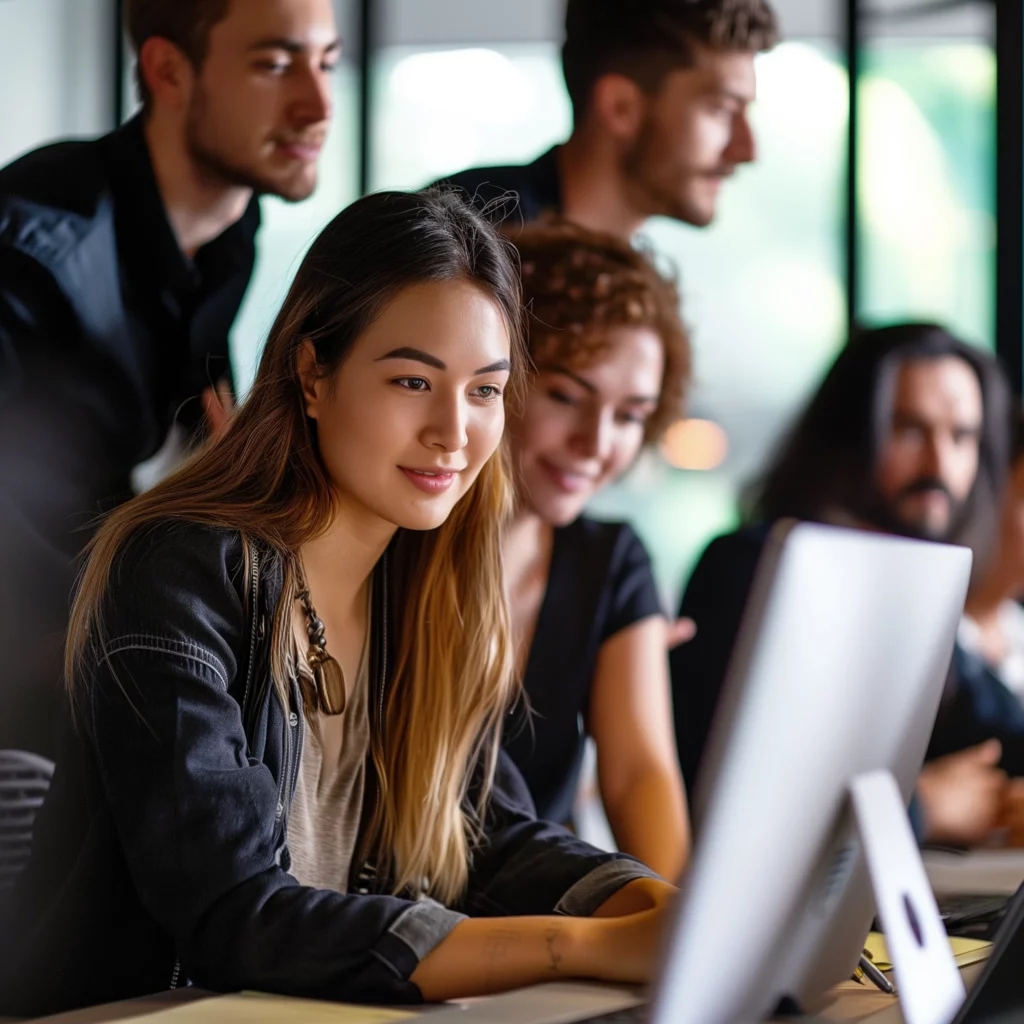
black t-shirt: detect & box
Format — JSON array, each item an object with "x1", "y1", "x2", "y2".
[{"x1": 503, "y1": 516, "x2": 664, "y2": 824}]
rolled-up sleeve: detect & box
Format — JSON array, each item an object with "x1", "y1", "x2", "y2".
[
  {"x1": 554, "y1": 859, "x2": 662, "y2": 917},
  {"x1": 379, "y1": 900, "x2": 467, "y2": 970}
]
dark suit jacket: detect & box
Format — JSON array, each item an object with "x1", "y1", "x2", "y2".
[{"x1": 670, "y1": 524, "x2": 1024, "y2": 795}]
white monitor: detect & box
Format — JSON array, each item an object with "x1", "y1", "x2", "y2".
[
  {"x1": 415, "y1": 521, "x2": 974, "y2": 1024},
  {"x1": 654, "y1": 520, "x2": 972, "y2": 1024}
]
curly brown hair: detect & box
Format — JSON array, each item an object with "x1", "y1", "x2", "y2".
[{"x1": 514, "y1": 218, "x2": 691, "y2": 443}]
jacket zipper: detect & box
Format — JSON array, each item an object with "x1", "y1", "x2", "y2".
[
  {"x1": 169, "y1": 958, "x2": 181, "y2": 990},
  {"x1": 241, "y1": 544, "x2": 261, "y2": 719},
  {"x1": 284, "y1": 679, "x2": 303, "y2": 813},
  {"x1": 277, "y1": 684, "x2": 292, "y2": 823}
]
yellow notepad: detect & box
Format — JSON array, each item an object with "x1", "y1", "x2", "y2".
[{"x1": 864, "y1": 931, "x2": 991, "y2": 971}]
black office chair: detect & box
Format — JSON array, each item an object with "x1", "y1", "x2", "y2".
[{"x1": 0, "y1": 751, "x2": 54, "y2": 891}]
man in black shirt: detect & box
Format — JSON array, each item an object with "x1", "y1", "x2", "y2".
[
  {"x1": 439, "y1": 0, "x2": 778, "y2": 238},
  {"x1": 0, "y1": 0, "x2": 339, "y2": 756}
]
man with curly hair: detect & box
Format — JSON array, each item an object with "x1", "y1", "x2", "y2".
[{"x1": 439, "y1": 0, "x2": 779, "y2": 239}]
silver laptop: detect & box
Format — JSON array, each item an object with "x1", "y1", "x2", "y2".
[{"x1": 423, "y1": 521, "x2": 973, "y2": 1024}]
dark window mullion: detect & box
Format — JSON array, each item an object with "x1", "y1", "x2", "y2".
[
  {"x1": 844, "y1": 0, "x2": 862, "y2": 337},
  {"x1": 996, "y1": 0, "x2": 1024, "y2": 393},
  {"x1": 114, "y1": 0, "x2": 125, "y2": 127},
  {"x1": 357, "y1": 0, "x2": 377, "y2": 196}
]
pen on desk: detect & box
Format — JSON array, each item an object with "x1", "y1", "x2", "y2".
[{"x1": 858, "y1": 953, "x2": 895, "y2": 995}]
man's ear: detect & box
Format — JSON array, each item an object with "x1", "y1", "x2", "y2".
[
  {"x1": 296, "y1": 340, "x2": 322, "y2": 420},
  {"x1": 138, "y1": 37, "x2": 197, "y2": 112},
  {"x1": 590, "y1": 73, "x2": 648, "y2": 143}
]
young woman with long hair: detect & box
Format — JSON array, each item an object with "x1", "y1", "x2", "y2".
[
  {"x1": 0, "y1": 191, "x2": 674, "y2": 1018},
  {"x1": 502, "y1": 219, "x2": 692, "y2": 880}
]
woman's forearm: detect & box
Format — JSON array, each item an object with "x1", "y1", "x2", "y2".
[
  {"x1": 411, "y1": 902, "x2": 666, "y2": 1002},
  {"x1": 604, "y1": 766, "x2": 690, "y2": 881},
  {"x1": 411, "y1": 915, "x2": 598, "y2": 1001}
]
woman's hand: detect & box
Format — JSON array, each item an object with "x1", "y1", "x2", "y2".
[{"x1": 998, "y1": 777, "x2": 1024, "y2": 846}]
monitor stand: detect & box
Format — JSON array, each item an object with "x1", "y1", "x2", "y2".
[{"x1": 850, "y1": 769, "x2": 965, "y2": 1024}]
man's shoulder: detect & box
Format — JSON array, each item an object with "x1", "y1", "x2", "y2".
[
  {"x1": 439, "y1": 160, "x2": 537, "y2": 195},
  {"x1": 432, "y1": 147, "x2": 560, "y2": 224},
  {"x1": 0, "y1": 137, "x2": 111, "y2": 270},
  {"x1": 0, "y1": 137, "x2": 109, "y2": 216},
  {"x1": 686, "y1": 523, "x2": 772, "y2": 595}
]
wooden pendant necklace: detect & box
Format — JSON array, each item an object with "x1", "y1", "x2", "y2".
[{"x1": 295, "y1": 562, "x2": 347, "y2": 716}]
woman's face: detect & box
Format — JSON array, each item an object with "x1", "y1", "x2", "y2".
[
  {"x1": 301, "y1": 278, "x2": 512, "y2": 532},
  {"x1": 509, "y1": 325, "x2": 664, "y2": 526}
]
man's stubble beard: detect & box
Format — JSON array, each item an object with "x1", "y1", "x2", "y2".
[
  {"x1": 185, "y1": 88, "x2": 317, "y2": 203},
  {"x1": 620, "y1": 117, "x2": 712, "y2": 228},
  {"x1": 860, "y1": 488, "x2": 971, "y2": 544}
]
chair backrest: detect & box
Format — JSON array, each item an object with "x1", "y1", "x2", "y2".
[{"x1": 0, "y1": 751, "x2": 54, "y2": 891}]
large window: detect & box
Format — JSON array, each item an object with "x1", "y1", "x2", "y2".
[
  {"x1": 0, "y1": 0, "x2": 114, "y2": 168},
  {"x1": 371, "y1": 27, "x2": 847, "y2": 604},
  {"x1": 371, "y1": 43, "x2": 570, "y2": 192},
  {"x1": 858, "y1": 2, "x2": 996, "y2": 349},
  {"x1": 375, "y1": 40, "x2": 848, "y2": 604}
]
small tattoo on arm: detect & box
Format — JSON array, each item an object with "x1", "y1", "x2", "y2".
[{"x1": 545, "y1": 927, "x2": 563, "y2": 974}]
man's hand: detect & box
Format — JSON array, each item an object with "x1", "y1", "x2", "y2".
[
  {"x1": 998, "y1": 777, "x2": 1024, "y2": 846},
  {"x1": 201, "y1": 379, "x2": 235, "y2": 439},
  {"x1": 917, "y1": 740, "x2": 1007, "y2": 845}
]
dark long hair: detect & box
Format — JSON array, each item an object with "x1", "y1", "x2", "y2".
[
  {"x1": 68, "y1": 188, "x2": 527, "y2": 902},
  {"x1": 748, "y1": 322, "x2": 1012, "y2": 564}
]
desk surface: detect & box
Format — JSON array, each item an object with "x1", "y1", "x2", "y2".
[
  {"x1": 21, "y1": 961, "x2": 988, "y2": 1024},
  {"x1": 924, "y1": 849, "x2": 1024, "y2": 896},
  {"x1": 769, "y1": 961, "x2": 988, "y2": 1024}
]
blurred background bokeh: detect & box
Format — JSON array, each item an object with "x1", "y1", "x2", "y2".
[{"x1": 0, "y1": 0, "x2": 1011, "y2": 608}]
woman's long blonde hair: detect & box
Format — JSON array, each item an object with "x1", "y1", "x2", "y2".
[{"x1": 66, "y1": 189, "x2": 527, "y2": 904}]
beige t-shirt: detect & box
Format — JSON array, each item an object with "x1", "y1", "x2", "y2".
[{"x1": 287, "y1": 591, "x2": 372, "y2": 893}]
